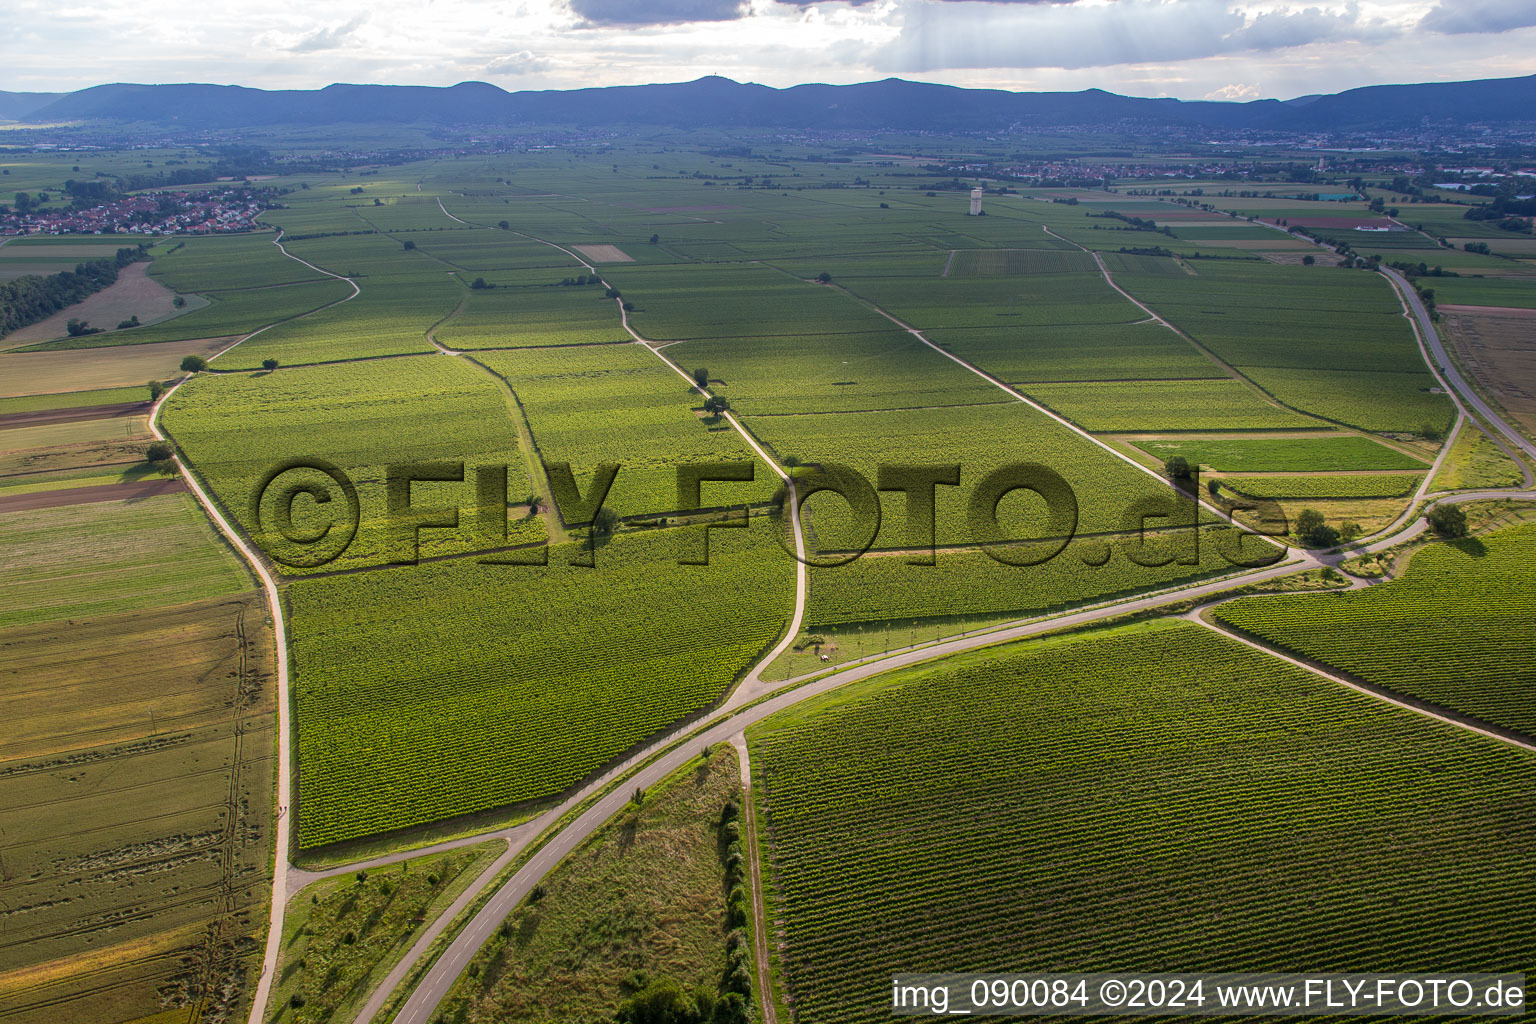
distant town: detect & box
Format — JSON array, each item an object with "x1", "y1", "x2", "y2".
[{"x1": 0, "y1": 187, "x2": 269, "y2": 236}]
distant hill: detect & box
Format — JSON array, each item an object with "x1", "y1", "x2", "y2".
[
  {"x1": 0, "y1": 90, "x2": 65, "y2": 120},
  {"x1": 14, "y1": 74, "x2": 1536, "y2": 133}
]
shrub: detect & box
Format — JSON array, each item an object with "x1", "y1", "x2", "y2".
[
  {"x1": 262, "y1": 358, "x2": 280, "y2": 371},
  {"x1": 145, "y1": 441, "x2": 174, "y2": 463}
]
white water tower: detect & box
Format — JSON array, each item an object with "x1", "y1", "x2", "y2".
[{"x1": 969, "y1": 187, "x2": 983, "y2": 215}]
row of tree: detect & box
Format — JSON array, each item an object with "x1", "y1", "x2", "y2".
[{"x1": 0, "y1": 245, "x2": 148, "y2": 338}]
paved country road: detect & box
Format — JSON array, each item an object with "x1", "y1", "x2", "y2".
[{"x1": 1383, "y1": 266, "x2": 1536, "y2": 464}]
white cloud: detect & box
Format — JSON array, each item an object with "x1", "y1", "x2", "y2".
[
  {"x1": 1206, "y1": 81, "x2": 1261, "y2": 99},
  {"x1": 482, "y1": 50, "x2": 557, "y2": 74}
]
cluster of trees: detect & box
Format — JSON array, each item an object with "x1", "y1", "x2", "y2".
[
  {"x1": 557, "y1": 274, "x2": 601, "y2": 287},
  {"x1": 1463, "y1": 188, "x2": 1536, "y2": 233},
  {"x1": 1294, "y1": 509, "x2": 1362, "y2": 549},
  {"x1": 1093, "y1": 209, "x2": 1174, "y2": 237},
  {"x1": 0, "y1": 245, "x2": 147, "y2": 338}
]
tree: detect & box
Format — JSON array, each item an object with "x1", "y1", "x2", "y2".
[
  {"x1": 1207, "y1": 478, "x2": 1221, "y2": 497},
  {"x1": 1427, "y1": 503, "x2": 1468, "y2": 538},
  {"x1": 173, "y1": 295, "x2": 186, "y2": 307},
  {"x1": 816, "y1": 271, "x2": 832, "y2": 284},
  {"x1": 692, "y1": 367, "x2": 709, "y2": 388},
  {"x1": 145, "y1": 441, "x2": 174, "y2": 463},
  {"x1": 1302, "y1": 254, "x2": 1315, "y2": 265},
  {"x1": 622, "y1": 300, "x2": 635, "y2": 312},
  {"x1": 402, "y1": 240, "x2": 416, "y2": 250},
  {"x1": 593, "y1": 506, "x2": 621, "y2": 536},
  {"x1": 498, "y1": 220, "x2": 509, "y2": 229},
  {"x1": 1164, "y1": 455, "x2": 1193, "y2": 483},
  {"x1": 649, "y1": 233, "x2": 660, "y2": 244},
  {"x1": 262, "y1": 358, "x2": 280, "y2": 371},
  {"x1": 703, "y1": 395, "x2": 729, "y2": 417},
  {"x1": 1294, "y1": 508, "x2": 1340, "y2": 548},
  {"x1": 1339, "y1": 520, "x2": 1363, "y2": 541},
  {"x1": 180, "y1": 354, "x2": 208, "y2": 373},
  {"x1": 606, "y1": 287, "x2": 622, "y2": 299},
  {"x1": 147, "y1": 379, "x2": 165, "y2": 402},
  {"x1": 471, "y1": 276, "x2": 489, "y2": 289},
  {"x1": 116, "y1": 315, "x2": 140, "y2": 329}
]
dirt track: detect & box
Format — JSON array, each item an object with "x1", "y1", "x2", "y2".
[{"x1": 0, "y1": 476, "x2": 186, "y2": 512}]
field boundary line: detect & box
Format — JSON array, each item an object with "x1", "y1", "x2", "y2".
[{"x1": 1187, "y1": 610, "x2": 1536, "y2": 754}]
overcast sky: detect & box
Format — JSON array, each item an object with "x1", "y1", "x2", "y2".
[{"x1": 3, "y1": 0, "x2": 1533, "y2": 100}]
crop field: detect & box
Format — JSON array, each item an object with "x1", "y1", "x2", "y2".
[
  {"x1": 1128, "y1": 435, "x2": 1428, "y2": 472},
  {"x1": 285, "y1": 525, "x2": 793, "y2": 847},
  {"x1": 1219, "y1": 473, "x2": 1421, "y2": 500},
  {"x1": 833, "y1": 272, "x2": 1146, "y2": 330},
  {"x1": 474, "y1": 344, "x2": 777, "y2": 518},
  {"x1": 1441, "y1": 307, "x2": 1536, "y2": 438},
  {"x1": 600, "y1": 263, "x2": 892, "y2": 340},
  {"x1": 1421, "y1": 277, "x2": 1536, "y2": 310},
  {"x1": 945, "y1": 248, "x2": 1097, "y2": 275},
  {"x1": 435, "y1": 280, "x2": 626, "y2": 349},
  {"x1": 1021, "y1": 379, "x2": 1320, "y2": 432},
  {"x1": 1110, "y1": 262, "x2": 1426, "y2": 374},
  {"x1": 747, "y1": 403, "x2": 1180, "y2": 549},
  {"x1": 148, "y1": 233, "x2": 329, "y2": 292},
  {"x1": 748, "y1": 619, "x2": 1536, "y2": 1024},
  {"x1": 1219, "y1": 523, "x2": 1536, "y2": 732},
  {"x1": 0, "y1": 592, "x2": 275, "y2": 1024},
  {"x1": 0, "y1": 385, "x2": 151, "y2": 415},
  {"x1": 1240, "y1": 367, "x2": 1453, "y2": 434},
  {"x1": 220, "y1": 274, "x2": 458, "y2": 369},
  {"x1": 442, "y1": 749, "x2": 741, "y2": 1024},
  {"x1": 0, "y1": 492, "x2": 251, "y2": 628},
  {"x1": 0, "y1": 335, "x2": 229, "y2": 398},
  {"x1": 804, "y1": 529, "x2": 1248, "y2": 628},
  {"x1": 928, "y1": 322, "x2": 1224, "y2": 383},
  {"x1": 673, "y1": 330, "x2": 1003, "y2": 415},
  {"x1": 162, "y1": 355, "x2": 534, "y2": 572}
]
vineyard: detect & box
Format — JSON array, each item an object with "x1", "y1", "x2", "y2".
[
  {"x1": 747, "y1": 403, "x2": 1179, "y2": 548},
  {"x1": 930, "y1": 321, "x2": 1224, "y2": 384},
  {"x1": 1215, "y1": 523, "x2": 1536, "y2": 738},
  {"x1": 804, "y1": 529, "x2": 1246, "y2": 628},
  {"x1": 1021, "y1": 379, "x2": 1320, "y2": 432},
  {"x1": 748, "y1": 619, "x2": 1536, "y2": 1024},
  {"x1": 1220, "y1": 473, "x2": 1421, "y2": 500},
  {"x1": 473, "y1": 344, "x2": 777, "y2": 518},
  {"x1": 286, "y1": 524, "x2": 794, "y2": 847},
  {"x1": 161, "y1": 356, "x2": 530, "y2": 572},
  {"x1": 673, "y1": 331, "x2": 1001, "y2": 416},
  {"x1": 1131, "y1": 436, "x2": 1427, "y2": 473}
]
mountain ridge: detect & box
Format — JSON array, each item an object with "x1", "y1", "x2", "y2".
[{"x1": 8, "y1": 73, "x2": 1536, "y2": 132}]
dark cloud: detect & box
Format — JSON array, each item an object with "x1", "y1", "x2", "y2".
[
  {"x1": 1419, "y1": 0, "x2": 1536, "y2": 35},
  {"x1": 568, "y1": 0, "x2": 750, "y2": 25}
]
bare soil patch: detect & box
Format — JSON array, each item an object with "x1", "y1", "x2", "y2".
[
  {"x1": 572, "y1": 244, "x2": 635, "y2": 263},
  {"x1": 1442, "y1": 307, "x2": 1536, "y2": 438},
  {"x1": 3, "y1": 263, "x2": 183, "y2": 348}
]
